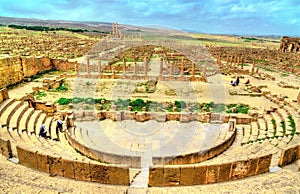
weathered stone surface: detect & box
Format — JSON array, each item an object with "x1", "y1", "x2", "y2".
[
  {"x1": 279, "y1": 146, "x2": 299, "y2": 167},
  {"x1": 207, "y1": 165, "x2": 219, "y2": 184},
  {"x1": 248, "y1": 158, "x2": 259, "y2": 176},
  {"x1": 108, "y1": 164, "x2": 130, "y2": 185},
  {"x1": 180, "y1": 165, "x2": 195, "y2": 186},
  {"x1": 16, "y1": 146, "x2": 37, "y2": 169},
  {"x1": 217, "y1": 163, "x2": 231, "y2": 182},
  {"x1": 164, "y1": 166, "x2": 180, "y2": 186},
  {"x1": 61, "y1": 159, "x2": 75, "y2": 179},
  {"x1": 74, "y1": 160, "x2": 90, "y2": 181},
  {"x1": 149, "y1": 166, "x2": 164, "y2": 187},
  {"x1": 230, "y1": 160, "x2": 250, "y2": 180},
  {"x1": 48, "y1": 155, "x2": 63, "y2": 176},
  {"x1": 256, "y1": 154, "x2": 272, "y2": 174},
  {"x1": 0, "y1": 138, "x2": 12, "y2": 158},
  {"x1": 193, "y1": 165, "x2": 207, "y2": 184},
  {"x1": 89, "y1": 161, "x2": 109, "y2": 183},
  {"x1": 36, "y1": 151, "x2": 49, "y2": 173}
]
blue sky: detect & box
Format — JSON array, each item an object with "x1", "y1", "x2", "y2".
[{"x1": 0, "y1": 0, "x2": 299, "y2": 35}]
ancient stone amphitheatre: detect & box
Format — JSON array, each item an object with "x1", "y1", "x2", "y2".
[{"x1": 0, "y1": 21, "x2": 300, "y2": 193}]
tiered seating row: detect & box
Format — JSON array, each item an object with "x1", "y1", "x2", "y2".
[{"x1": 0, "y1": 98, "x2": 131, "y2": 186}]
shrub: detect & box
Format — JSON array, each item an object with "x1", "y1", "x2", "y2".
[{"x1": 57, "y1": 97, "x2": 72, "y2": 105}]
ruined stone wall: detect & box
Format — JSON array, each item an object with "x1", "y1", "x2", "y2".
[
  {"x1": 0, "y1": 56, "x2": 77, "y2": 89},
  {"x1": 17, "y1": 145, "x2": 130, "y2": 185},
  {"x1": 0, "y1": 137, "x2": 12, "y2": 158},
  {"x1": 278, "y1": 144, "x2": 300, "y2": 167},
  {"x1": 0, "y1": 88, "x2": 9, "y2": 104},
  {"x1": 0, "y1": 57, "x2": 23, "y2": 88},
  {"x1": 280, "y1": 36, "x2": 300, "y2": 52},
  {"x1": 149, "y1": 154, "x2": 272, "y2": 186}
]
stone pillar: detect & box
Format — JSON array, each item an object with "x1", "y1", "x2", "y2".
[
  {"x1": 241, "y1": 58, "x2": 244, "y2": 69},
  {"x1": 112, "y1": 22, "x2": 115, "y2": 35},
  {"x1": 180, "y1": 57, "x2": 184, "y2": 76},
  {"x1": 116, "y1": 22, "x2": 119, "y2": 37},
  {"x1": 122, "y1": 58, "x2": 126, "y2": 75},
  {"x1": 297, "y1": 91, "x2": 300, "y2": 104},
  {"x1": 251, "y1": 62, "x2": 255, "y2": 73},
  {"x1": 170, "y1": 62, "x2": 173, "y2": 76},
  {"x1": 159, "y1": 58, "x2": 163, "y2": 80},
  {"x1": 144, "y1": 57, "x2": 147, "y2": 78},
  {"x1": 226, "y1": 56, "x2": 229, "y2": 65},
  {"x1": 75, "y1": 63, "x2": 79, "y2": 75},
  {"x1": 237, "y1": 56, "x2": 240, "y2": 66},
  {"x1": 86, "y1": 57, "x2": 90, "y2": 74},
  {"x1": 202, "y1": 65, "x2": 207, "y2": 82},
  {"x1": 192, "y1": 63, "x2": 195, "y2": 77},
  {"x1": 134, "y1": 62, "x2": 137, "y2": 76},
  {"x1": 98, "y1": 59, "x2": 102, "y2": 74},
  {"x1": 230, "y1": 56, "x2": 233, "y2": 66}
]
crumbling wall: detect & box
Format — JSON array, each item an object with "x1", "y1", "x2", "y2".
[{"x1": 0, "y1": 56, "x2": 77, "y2": 89}]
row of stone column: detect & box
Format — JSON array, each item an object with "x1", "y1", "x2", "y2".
[{"x1": 76, "y1": 56, "x2": 197, "y2": 78}]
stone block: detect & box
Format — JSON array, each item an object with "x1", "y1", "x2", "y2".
[
  {"x1": 193, "y1": 165, "x2": 207, "y2": 184},
  {"x1": 230, "y1": 160, "x2": 250, "y2": 180},
  {"x1": 279, "y1": 146, "x2": 299, "y2": 167},
  {"x1": 180, "y1": 165, "x2": 195, "y2": 185},
  {"x1": 48, "y1": 155, "x2": 63, "y2": 176},
  {"x1": 0, "y1": 138, "x2": 12, "y2": 158},
  {"x1": 74, "y1": 160, "x2": 90, "y2": 181},
  {"x1": 89, "y1": 161, "x2": 109, "y2": 184},
  {"x1": 16, "y1": 146, "x2": 37, "y2": 169},
  {"x1": 248, "y1": 158, "x2": 259, "y2": 176},
  {"x1": 207, "y1": 165, "x2": 219, "y2": 184},
  {"x1": 217, "y1": 163, "x2": 231, "y2": 182},
  {"x1": 61, "y1": 159, "x2": 75, "y2": 179},
  {"x1": 36, "y1": 151, "x2": 49, "y2": 173},
  {"x1": 256, "y1": 154, "x2": 271, "y2": 174},
  {"x1": 163, "y1": 166, "x2": 180, "y2": 186},
  {"x1": 108, "y1": 164, "x2": 130, "y2": 185},
  {"x1": 149, "y1": 166, "x2": 164, "y2": 187}
]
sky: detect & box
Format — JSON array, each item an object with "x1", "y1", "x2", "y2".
[{"x1": 0, "y1": 0, "x2": 299, "y2": 36}]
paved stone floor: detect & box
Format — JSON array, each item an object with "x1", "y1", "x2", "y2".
[
  {"x1": 75, "y1": 120, "x2": 226, "y2": 157},
  {"x1": 0, "y1": 154, "x2": 299, "y2": 193}
]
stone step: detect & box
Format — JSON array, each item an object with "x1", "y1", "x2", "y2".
[
  {"x1": 0, "y1": 98, "x2": 15, "y2": 117},
  {"x1": 35, "y1": 113, "x2": 47, "y2": 135},
  {"x1": 50, "y1": 120, "x2": 58, "y2": 140},
  {"x1": 8, "y1": 104, "x2": 29, "y2": 130},
  {"x1": 18, "y1": 108, "x2": 35, "y2": 132},
  {"x1": 0, "y1": 101, "x2": 23, "y2": 127},
  {"x1": 130, "y1": 168, "x2": 149, "y2": 188},
  {"x1": 44, "y1": 117, "x2": 53, "y2": 136},
  {"x1": 27, "y1": 110, "x2": 42, "y2": 134}
]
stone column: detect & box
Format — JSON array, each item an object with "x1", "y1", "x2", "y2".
[
  {"x1": 241, "y1": 58, "x2": 244, "y2": 69},
  {"x1": 159, "y1": 58, "x2": 163, "y2": 80},
  {"x1": 144, "y1": 57, "x2": 147, "y2": 78},
  {"x1": 230, "y1": 56, "x2": 233, "y2": 66},
  {"x1": 170, "y1": 62, "x2": 173, "y2": 76},
  {"x1": 98, "y1": 59, "x2": 102, "y2": 74},
  {"x1": 192, "y1": 63, "x2": 195, "y2": 77},
  {"x1": 226, "y1": 55, "x2": 229, "y2": 65},
  {"x1": 86, "y1": 57, "x2": 90, "y2": 74},
  {"x1": 297, "y1": 91, "x2": 300, "y2": 104},
  {"x1": 75, "y1": 63, "x2": 79, "y2": 75},
  {"x1": 112, "y1": 22, "x2": 115, "y2": 35},
  {"x1": 116, "y1": 22, "x2": 119, "y2": 37},
  {"x1": 122, "y1": 58, "x2": 126, "y2": 75},
  {"x1": 237, "y1": 56, "x2": 240, "y2": 66},
  {"x1": 180, "y1": 57, "x2": 184, "y2": 76},
  {"x1": 134, "y1": 62, "x2": 137, "y2": 76},
  {"x1": 251, "y1": 62, "x2": 255, "y2": 73}
]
